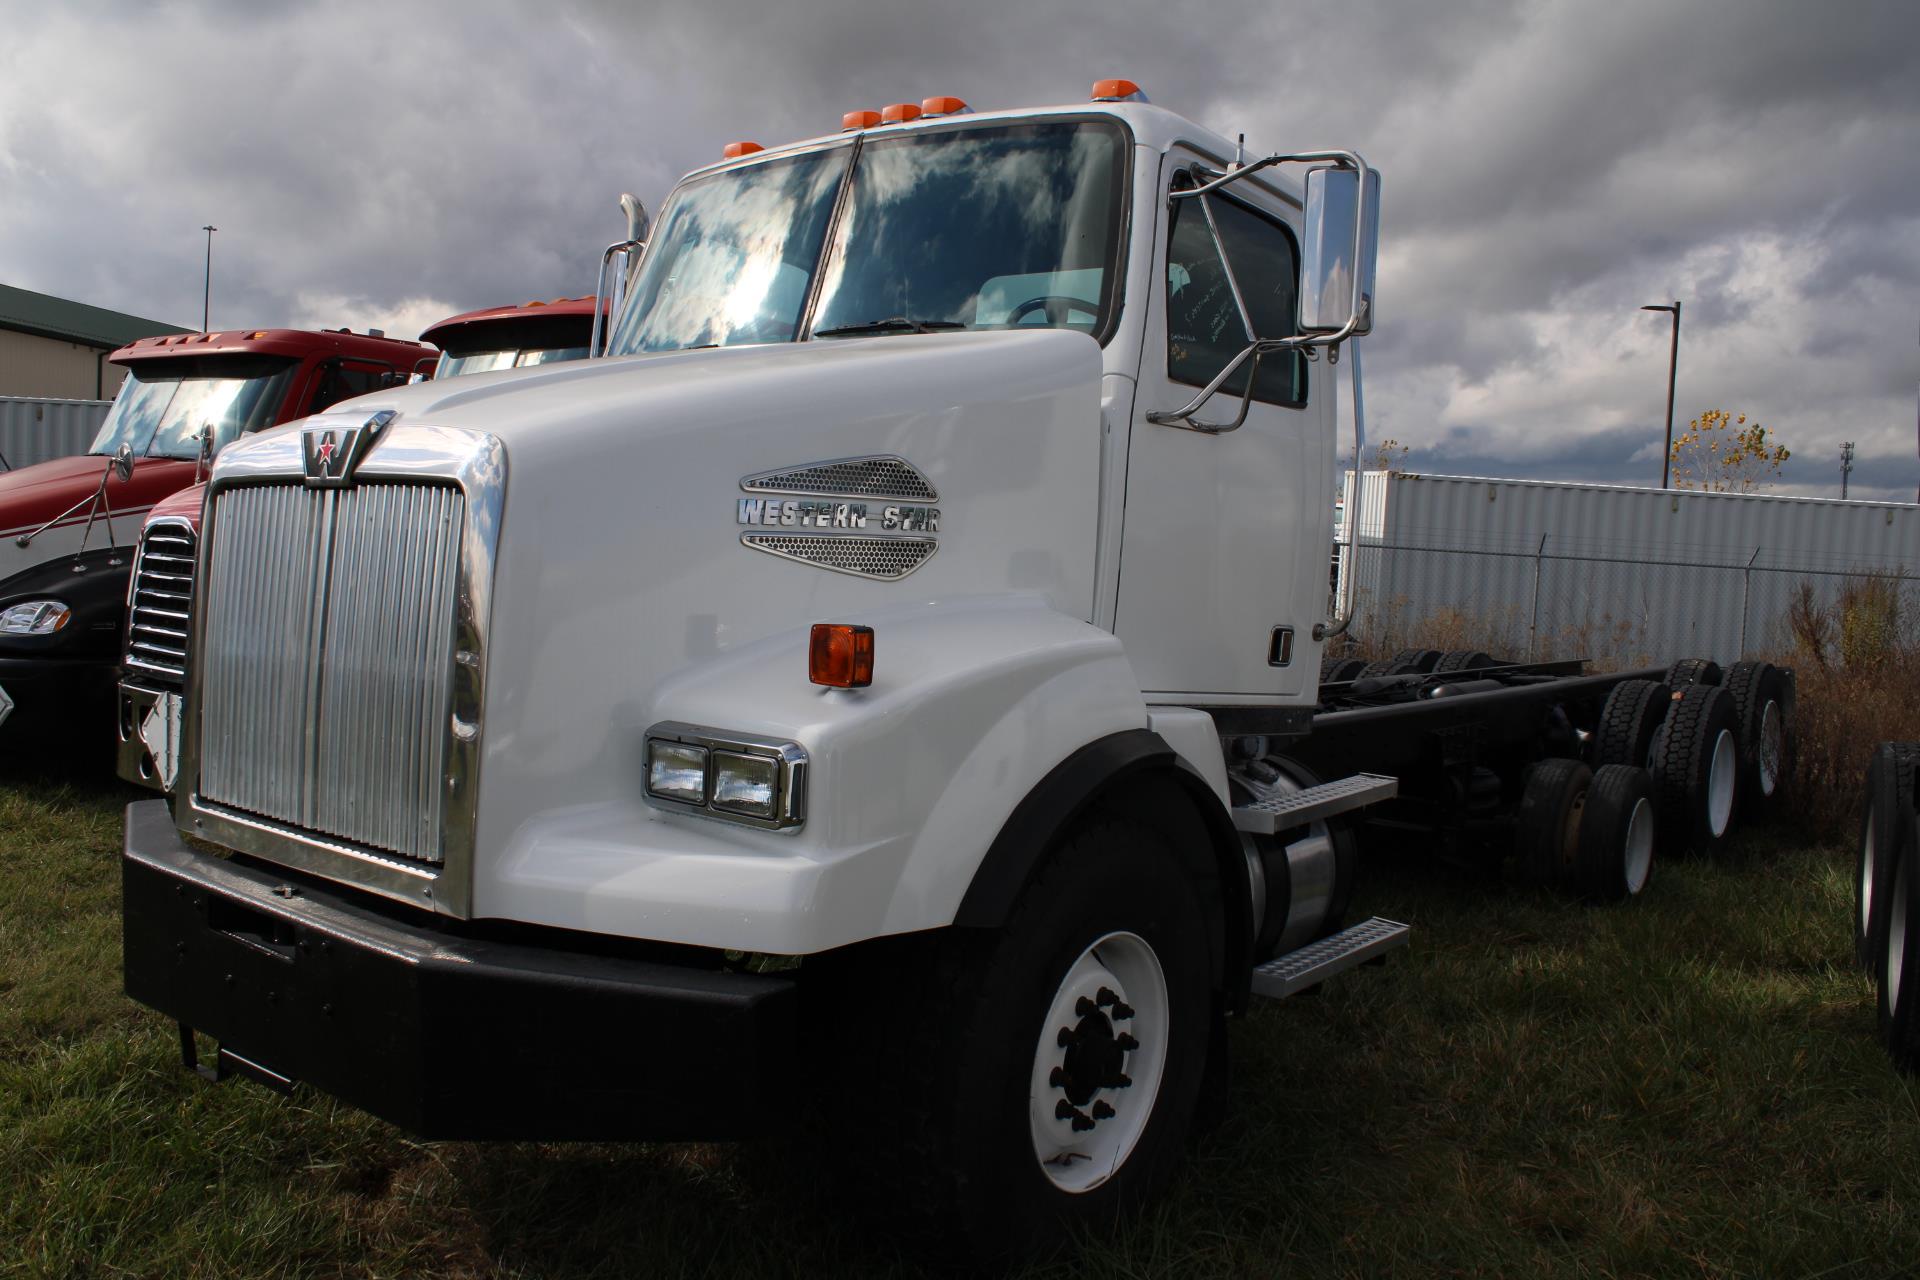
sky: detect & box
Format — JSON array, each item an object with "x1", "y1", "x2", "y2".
[{"x1": 2, "y1": 0, "x2": 1915, "y2": 498}]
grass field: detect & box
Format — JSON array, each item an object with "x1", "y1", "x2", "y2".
[{"x1": 5, "y1": 760, "x2": 1919, "y2": 1279}]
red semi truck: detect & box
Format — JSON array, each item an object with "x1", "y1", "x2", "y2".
[
  {"x1": 116, "y1": 300, "x2": 599, "y2": 787},
  {"x1": 0, "y1": 327, "x2": 431, "y2": 745}
]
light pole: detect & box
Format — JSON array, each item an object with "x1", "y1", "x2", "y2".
[
  {"x1": 1642, "y1": 301, "x2": 1682, "y2": 488},
  {"x1": 201, "y1": 225, "x2": 217, "y2": 332},
  {"x1": 1842, "y1": 441, "x2": 1855, "y2": 500}
]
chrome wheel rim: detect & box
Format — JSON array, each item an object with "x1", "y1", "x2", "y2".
[
  {"x1": 1890, "y1": 852, "x2": 1910, "y2": 1012},
  {"x1": 1757, "y1": 701, "x2": 1783, "y2": 797},
  {"x1": 1707, "y1": 729, "x2": 1736, "y2": 838},
  {"x1": 1029, "y1": 930, "x2": 1169, "y2": 1194},
  {"x1": 1622, "y1": 797, "x2": 1655, "y2": 895},
  {"x1": 1862, "y1": 820, "x2": 1877, "y2": 938}
]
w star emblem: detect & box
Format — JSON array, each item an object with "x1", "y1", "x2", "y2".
[{"x1": 301, "y1": 411, "x2": 396, "y2": 488}]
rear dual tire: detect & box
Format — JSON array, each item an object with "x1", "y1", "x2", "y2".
[
  {"x1": 1516, "y1": 759, "x2": 1656, "y2": 902},
  {"x1": 1876, "y1": 793, "x2": 1920, "y2": 1072},
  {"x1": 1857, "y1": 744, "x2": 1920, "y2": 970},
  {"x1": 1649, "y1": 683, "x2": 1740, "y2": 854}
]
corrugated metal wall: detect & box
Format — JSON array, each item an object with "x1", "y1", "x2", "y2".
[
  {"x1": 0, "y1": 397, "x2": 111, "y2": 470},
  {"x1": 1339, "y1": 471, "x2": 1920, "y2": 664}
]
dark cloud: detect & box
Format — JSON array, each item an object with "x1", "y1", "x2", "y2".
[{"x1": 1, "y1": 0, "x2": 1914, "y2": 498}]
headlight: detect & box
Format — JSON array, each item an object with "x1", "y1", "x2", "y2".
[
  {"x1": 643, "y1": 722, "x2": 807, "y2": 830},
  {"x1": 0, "y1": 600, "x2": 71, "y2": 636}
]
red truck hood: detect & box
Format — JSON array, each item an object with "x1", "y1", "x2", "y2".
[
  {"x1": 147, "y1": 481, "x2": 208, "y2": 530},
  {"x1": 0, "y1": 454, "x2": 196, "y2": 541}
]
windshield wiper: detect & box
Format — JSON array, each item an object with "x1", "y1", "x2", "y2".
[{"x1": 813, "y1": 317, "x2": 967, "y2": 339}]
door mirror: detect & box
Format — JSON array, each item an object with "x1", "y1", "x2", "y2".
[
  {"x1": 111, "y1": 441, "x2": 136, "y2": 483},
  {"x1": 1298, "y1": 165, "x2": 1380, "y2": 335}
]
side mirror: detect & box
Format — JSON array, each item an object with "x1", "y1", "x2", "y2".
[
  {"x1": 1299, "y1": 165, "x2": 1381, "y2": 335},
  {"x1": 111, "y1": 441, "x2": 136, "y2": 483}
]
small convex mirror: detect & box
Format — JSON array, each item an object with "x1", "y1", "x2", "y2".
[
  {"x1": 111, "y1": 441, "x2": 136, "y2": 483},
  {"x1": 1299, "y1": 165, "x2": 1381, "y2": 335}
]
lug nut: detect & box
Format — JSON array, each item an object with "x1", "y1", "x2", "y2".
[
  {"x1": 1112, "y1": 1000, "x2": 1135, "y2": 1020},
  {"x1": 1096, "y1": 986, "x2": 1118, "y2": 1007},
  {"x1": 1114, "y1": 1072, "x2": 1132, "y2": 1088},
  {"x1": 1075, "y1": 996, "x2": 1097, "y2": 1017},
  {"x1": 1049, "y1": 1066, "x2": 1066, "y2": 1089},
  {"x1": 1116, "y1": 1033, "x2": 1139, "y2": 1052},
  {"x1": 1057, "y1": 1026, "x2": 1074, "y2": 1049},
  {"x1": 1091, "y1": 1100, "x2": 1116, "y2": 1121}
]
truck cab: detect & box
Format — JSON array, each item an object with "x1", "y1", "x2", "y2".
[
  {"x1": 417, "y1": 295, "x2": 599, "y2": 378},
  {"x1": 0, "y1": 327, "x2": 429, "y2": 746}
]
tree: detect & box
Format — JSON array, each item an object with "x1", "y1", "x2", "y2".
[
  {"x1": 1343, "y1": 437, "x2": 1410, "y2": 473},
  {"x1": 1668, "y1": 410, "x2": 1790, "y2": 492}
]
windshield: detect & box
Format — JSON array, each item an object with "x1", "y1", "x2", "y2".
[
  {"x1": 605, "y1": 118, "x2": 1128, "y2": 356},
  {"x1": 435, "y1": 346, "x2": 590, "y2": 378},
  {"x1": 89, "y1": 357, "x2": 297, "y2": 460},
  {"x1": 810, "y1": 121, "x2": 1126, "y2": 338}
]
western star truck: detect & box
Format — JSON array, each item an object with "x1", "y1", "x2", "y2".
[
  {"x1": 115, "y1": 301, "x2": 598, "y2": 789},
  {"x1": 118, "y1": 84, "x2": 1793, "y2": 1255},
  {"x1": 0, "y1": 326, "x2": 430, "y2": 745}
]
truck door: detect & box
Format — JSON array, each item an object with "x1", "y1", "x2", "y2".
[{"x1": 1114, "y1": 150, "x2": 1333, "y2": 705}]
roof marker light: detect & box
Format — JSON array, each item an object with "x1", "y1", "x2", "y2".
[
  {"x1": 842, "y1": 109, "x2": 881, "y2": 131},
  {"x1": 722, "y1": 141, "x2": 764, "y2": 159},
  {"x1": 879, "y1": 102, "x2": 922, "y2": 124},
  {"x1": 810, "y1": 623, "x2": 875, "y2": 689},
  {"x1": 1090, "y1": 78, "x2": 1149, "y2": 103},
  {"x1": 920, "y1": 95, "x2": 970, "y2": 117}
]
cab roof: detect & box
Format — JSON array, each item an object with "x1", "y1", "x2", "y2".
[
  {"x1": 110, "y1": 327, "x2": 431, "y2": 368},
  {"x1": 418, "y1": 296, "x2": 602, "y2": 350}
]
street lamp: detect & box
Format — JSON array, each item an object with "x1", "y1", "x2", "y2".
[
  {"x1": 201, "y1": 225, "x2": 217, "y2": 332},
  {"x1": 1642, "y1": 301, "x2": 1682, "y2": 488}
]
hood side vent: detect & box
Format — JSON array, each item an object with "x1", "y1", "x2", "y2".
[
  {"x1": 741, "y1": 455, "x2": 937, "y2": 503},
  {"x1": 741, "y1": 532, "x2": 936, "y2": 580}
]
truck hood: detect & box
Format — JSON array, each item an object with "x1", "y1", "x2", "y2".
[{"x1": 0, "y1": 453, "x2": 195, "y2": 538}]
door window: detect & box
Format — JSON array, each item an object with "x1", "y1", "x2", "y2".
[{"x1": 1165, "y1": 190, "x2": 1306, "y2": 407}]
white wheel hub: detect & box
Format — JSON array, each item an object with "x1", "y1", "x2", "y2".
[
  {"x1": 1862, "y1": 820, "x2": 1877, "y2": 937},
  {"x1": 1622, "y1": 796, "x2": 1654, "y2": 895},
  {"x1": 1757, "y1": 700, "x2": 1783, "y2": 797},
  {"x1": 1890, "y1": 850, "x2": 1910, "y2": 1012},
  {"x1": 1707, "y1": 728, "x2": 1737, "y2": 837},
  {"x1": 1029, "y1": 930, "x2": 1169, "y2": 1194}
]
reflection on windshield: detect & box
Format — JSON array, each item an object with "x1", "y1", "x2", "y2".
[
  {"x1": 607, "y1": 147, "x2": 850, "y2": 354},
  {"x1": 436, "y1": 346, "x2": 590, "y2": 378},
  {"x1": 88, "y1": 358, "x2": 297, "y2": 460},
  {"x1": 810, "y1": 122, "x2": 1125, "y2": 337}
]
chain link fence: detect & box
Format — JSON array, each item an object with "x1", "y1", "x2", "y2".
[{"x1": 1334, "y1": 532, "x2": 1919, "y2": 667}]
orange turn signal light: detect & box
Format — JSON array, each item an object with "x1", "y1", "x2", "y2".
[
  {"x1": 810, "y1": 623, "x2": 875, "y2": 689},
  {"x1": 722, "y1": 140, "x2": 764, "y2": 159},
  {"x1": 879, "y1": 102, "x2": 922, "y2": 124},
  {"x1": 842, "y1": 109, "x2": 882, "y2": 131},
  {"x1": 920, "y1": 95, "x2": 969, "y2": 117},
  {"x1": 1090, "y1": 78, "x2": 1147, "y2": 103}
]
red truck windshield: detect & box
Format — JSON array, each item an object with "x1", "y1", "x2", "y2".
[
  {"x1": 606, "y1": 119, "x2": 1127, "y2": 355},
  {"x1": 90, "y1": 356, "x2": 297, "y2": 460}
]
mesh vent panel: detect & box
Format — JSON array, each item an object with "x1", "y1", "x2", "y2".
[
  {"x1": 741, "y1": 456, "x2": 937, "y2": 502},
  {"x1": 741, "y1": 533, "x2": 936, "y2": 580}
]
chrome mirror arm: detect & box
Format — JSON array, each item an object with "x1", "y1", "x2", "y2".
[{"x1": 589, "y1": 238, "x2": 647, "y2": 358}]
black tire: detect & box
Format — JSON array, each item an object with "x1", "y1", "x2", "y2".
[
  {"x1": 1590, "y1": 679, "x2": 1671, "y2": 770},
  {"x1": 1664, "y1": 657, "x2": 1723, "y2": 688},
  {"x1": 1856, "y1": 743, "x2": 1920, "y2": 969},
  {"x1": 1516, "y1": 758, "x2": 1592, "y2": 887},
  {"x1": 1876, "y1": 798, "x2": 1920, "y2": 1072},
  {"x1": 1323, "y1": 657, "x2": 1369, "y2": 683},
  {"x1": 1575, "y1": 765, "x2": 1657, "y2": 902},
  {"x1": 1357, "y1": 659, "x2": 1401, "y2": 678},
  {"x1": 1722, "y1": 661, "x2": 1793, "y2": 817},
  {"x1": 819, "y1": 817, "x2": 1214, "y2": 1261},
  {"x1": 1391, "y1": 648, "x2": 1444, "y2": 674},
  {"x1": 1434, "y1": 649, "x2": 1496, "y2": 674},
  {"x1": 1648, "y1": 683, "x2": 1740, "y2": 854}
]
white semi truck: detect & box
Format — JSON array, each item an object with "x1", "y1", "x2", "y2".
[{"x1": 120, "y1": 83, "x2": 1790, "y2": 1255}]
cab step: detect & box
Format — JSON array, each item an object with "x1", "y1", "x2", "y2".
[
  {"x1": 1249, "y1": 916, "x2": 1410, "y2": 1000},
  {"x1": 1231, "y1": 772, "x2": 1398, "y2": 834}
]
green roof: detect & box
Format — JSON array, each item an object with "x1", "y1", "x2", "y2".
[{"x1": 0, "y1": 282, "x2": 190, "y2": 350}]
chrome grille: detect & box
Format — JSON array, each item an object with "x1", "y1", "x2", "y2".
[
  {"x1": 198, "y1": 482, "x2": 465, "y2": 865},
  {"x1": 125, "y1": 519, "x2": 197, "y2": 683}
]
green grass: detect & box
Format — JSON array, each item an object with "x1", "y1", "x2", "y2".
[{"x1": 4, "y1": 762, "x2": 1918, "y2": 1278}]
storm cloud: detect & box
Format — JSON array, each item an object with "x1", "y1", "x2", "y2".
[{"x1": 2, "y1": 0, "x2": 1914, "y2": 496}]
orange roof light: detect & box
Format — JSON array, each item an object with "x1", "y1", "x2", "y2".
[
  {"x1": 722, "y1": 141, "x2": 764, "y2": 159},
  {"x1": 1090, "y1": 78, "x2": 1149, "y2": 103},
  {"x1": 879, "y1": 102, "x2": 922, "y2": 124},
  {"x1": 842, "y1": 109, "x2": 882, "y2": 131},
  {"x1": 920, "y1": 95, "x2": 970, "y2": 117},
  {"x1": 810, "y1": 623, "x2": 875, "y2": 689}
]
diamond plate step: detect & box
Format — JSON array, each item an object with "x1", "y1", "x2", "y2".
[
  {"x1": 1230, "y1": 772, "x2": 1398, "y2": 835},
  {"x1": 1249, "y1": 916, "x2": 1410, "y2": 1000}
]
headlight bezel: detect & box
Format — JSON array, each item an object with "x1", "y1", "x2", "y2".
[
  {"x1": 643, "y1": 721, "x2": 808, "y2": 830},
  {"x1": 0, "y1": 599, "x2": 72, "y2": 637}
]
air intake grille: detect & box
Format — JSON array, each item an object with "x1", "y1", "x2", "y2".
[
  {"x1": 125, "y1": 519, "x2": 197, "y2": 684},
  {"x1": 741, "y1": 532, "x2": 936, "y2": 580},
  {"x1": 740, "y1": 455, "x2": 938, "y2": 502},
  {"x1": 198, "y1": 482, "x2": 464, "y2": 865}
]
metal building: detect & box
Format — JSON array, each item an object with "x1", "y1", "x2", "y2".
[{"x1": 0, "y1": 282, "x2": 189, "y2": 400}]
